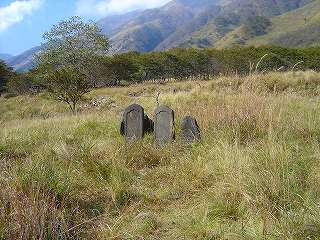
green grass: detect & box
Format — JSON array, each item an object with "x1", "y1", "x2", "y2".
[{"x1": 1, "y1": 71, "x2": 320, "y2": 239}]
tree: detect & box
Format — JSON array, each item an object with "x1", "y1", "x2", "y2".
[
  {"x1": 110, "y1": 52, "x2": 141, "y2": 85},
  {"x1": 39, "y1": 67, "x2": 88, "y2": 113},
  {"x1": 35, "y1": 16, "x2": 109, "y2": 111},
  {"x1": 0, "y1": 60, "x2": 13, "y2": 94},
  {"x1": 6, "y1": 73, "x2": 34, "y2": 95},
  {"x1": 36, "y1": 16, "x2": 109, "y2": 85}
]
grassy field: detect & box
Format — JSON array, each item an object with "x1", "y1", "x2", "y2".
[{"x1": 1, "y1": 71, "x2": 320, "y2": 239}]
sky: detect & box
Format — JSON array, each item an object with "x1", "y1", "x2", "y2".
[{"x1": 0, "y1": 0, "x2": 170, "y2": 56}]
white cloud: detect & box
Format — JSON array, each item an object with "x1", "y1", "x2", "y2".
[
  {"x1": 0, "y1": 0, "x2": 42, "y2": 32},
  {"x1": 76, "y1": 0, "x2": 170, "y2": 17}
]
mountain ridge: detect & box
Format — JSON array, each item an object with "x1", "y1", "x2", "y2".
[{"x1": 7, "y1": 0, "x2": 320, "y2": 72}]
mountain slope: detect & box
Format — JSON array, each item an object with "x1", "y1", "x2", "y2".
[
  {"x1": 7, "y1": 46, "x2": 41, "y2": 72},
  {"x1": 98, "y1": 10, "x2": 142, "y2": 36},
  {"x1": 104, "y1": 0, "x2": 314, "y2": 52},
  {"x1": 221, "y1": 0, "x2": 313, "y2": 17},
  {"x1": 174, "y1": 0, "x2": 314, "y2": 49},
  {"x1": 214, "y1": 0, "x2": 320, "y2": 49},
  {"x1": 109, "y1": 0, "x2": 218, "y2": 52},
  {"x1": 248, "y1": 0, "x2": 320, "y2": 47},
  {"x1": 155, "y1": 5, "x2": 222, "y2": 50}
]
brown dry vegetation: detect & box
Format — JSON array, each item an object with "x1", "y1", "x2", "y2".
[{"x1": 1, "y1": 71, "x2": 320, "y2": 239}]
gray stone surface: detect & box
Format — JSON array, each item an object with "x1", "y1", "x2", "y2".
[
  {"x1": 154, "y1": 106, "x2": 175, "y2": 144},
  {"x1": 181, "y1": 116, "x2": 201, "y2": 143},
  {"x1": 120, "y1": 113, "x2": 154, "y2": 136},
  {"x1": 122, "y1": 104, "x2": 145, "y2": 141}
]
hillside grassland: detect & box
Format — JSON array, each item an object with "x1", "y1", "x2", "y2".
[
  {"x1": 211, "y1": 1, "x2": 320, "y2": 49},
  {"x1": 2, "y1": 71, "x2": 320, "y2": 239},
  {"x1": 248, "y1": 0, "x2": 320, "y2": 48}
]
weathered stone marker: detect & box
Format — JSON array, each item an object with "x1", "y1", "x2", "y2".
[
  {"x1": 181, "y1": 116, "x2": 201, "y2": 143},
  {"x1": 154, "y1": 106, "x2": 175, "y2": 144},
  {"x1": 120, "y1": 113, "x2": 154, "y2": 136},
  {"x1": 122, "y1": 104, "x2": 145, "y2": 141}
]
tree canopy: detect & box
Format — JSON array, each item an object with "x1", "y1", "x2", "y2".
[
  {"x1": 36, "y1": 16, "x2": 109, "y2": 74},
  {"x1": 35, "y1": 16, "x2": 110, "y2": 112},
  {"x1": 0, "y1": 60, "x2": 13, "y2": 93}
]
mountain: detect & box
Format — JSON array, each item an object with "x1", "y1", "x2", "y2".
[
  {"x1": 108, "y1": 0, "x2": 205, "y2": 52},
  {"x1": 98, "y1": 10, "x2": 143, "y2": 36},
  {"x1": 247, "y1": 0, "x2": 320, "y2": 48},
  {"x1": 210, "y1": 0, "x2": 320, "y2": 48},
  {"x1": 103, "y1": 0, "x2": 315, "y2": 52},
  {"x1": 175, "y1": 0, "x2": 316, "y2": 49},
  {"x1": 108, "y1": 0, "x2": 222, "y2": 52},
  {"x1": 7, "y1": 0, "x2": 320, "y2": 71},
  {"x1": 7, "y1": 46, "x2": 41, "y2": 72},
  {"x1": 154, "y1": 4, "x2": 222, "y2": 50},
  {"x1": 0, "y1": 54, "x2": 13, "y2": 62}
]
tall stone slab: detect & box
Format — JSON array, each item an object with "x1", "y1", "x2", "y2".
[
  {"x1": 181, "y1": 116, "x2": 201, "y2": 143},
  {"x1": 122, "y1": 104, "x2": 145, "y2": 141},
  {"x1": 120, "y1": 113, "x2": 154, "y2": 136},
  {"x1": 154, "y1": 106, "x2": 175, "y2": 144}
]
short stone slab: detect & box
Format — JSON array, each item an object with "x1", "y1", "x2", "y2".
[
  {"x1": 154, "y1": 105, "x2": 175, "y2": 144},
  {"x1": 181, "y1": 116, "x2": 201, "y2": 143},
  {"x1": 122, "y1": 104, "x2": 145, "y2": 141}
]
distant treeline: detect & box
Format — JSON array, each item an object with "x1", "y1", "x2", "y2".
[
  {"x1": 97, "y1": 46, "x2": 320, "y2": 86},
  {"x1": 2, "y1": 46, "x2": 320, "y2": 96}
]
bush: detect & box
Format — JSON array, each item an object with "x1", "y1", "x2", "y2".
[
  {"x1": 6, "y1": 73, "x2": 35, "y2": 95},
  {"x1": 98, "y1": 46, "x2": 320, "y2": 84},
  {"x1": 0, "y1": 60, "x2": 13, "y2": 94},
  {"x1": 37, "y1": 67, "x2": 89, "y2": 113}
]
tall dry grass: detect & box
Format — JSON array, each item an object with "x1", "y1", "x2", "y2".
[{"x1": 1, "y1": 71, "x2": 320, "y2": 239}]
